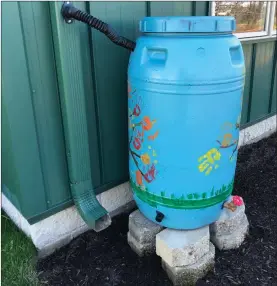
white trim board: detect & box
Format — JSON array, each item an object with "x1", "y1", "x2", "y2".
[
  {"x1": 238, "y1": 115, "x2": 276, "y2": 148},
  {"x1": 2, "y1": 115, "x2": 276, "y2": 258}
]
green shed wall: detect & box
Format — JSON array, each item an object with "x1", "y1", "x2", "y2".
[
  {"x1": 2, "y1": 2, "x2": 71, "y2": 221},
  {"x1": 2, "y1": 1, "x2": 276, "y2": 223}
]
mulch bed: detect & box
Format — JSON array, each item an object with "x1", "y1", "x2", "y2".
[{"x1": 37, "y1": 133, "x2": 277, "y2": 286}]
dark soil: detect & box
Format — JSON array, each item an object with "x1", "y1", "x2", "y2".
[{"x1": 37, "y1": 133, "x2": 277, "y2": 286}]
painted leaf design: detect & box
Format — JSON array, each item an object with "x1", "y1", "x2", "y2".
[
  {"x1": 128, "y1": 82, "x2": 131, "y2": 97},
  {"x1": 136, "y1": 170, "x2": 143, "y2": 186},
  {"x1": 148, "y1": 131, "x2": 159, "y2": 140},
  {"x1": 187, "y1": 194, "x2": 193, "y2": 200}
]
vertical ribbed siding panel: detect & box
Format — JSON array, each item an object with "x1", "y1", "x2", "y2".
[
  {"x1": 150, "y1": 2, "x2": 194, "y2": 16},
  {"x1": 241, "y1": 43, "x2": 253, "y2": 125},
  {"x1": 246, "y1": 43, "x2": 257, "y2": 123},
  {"x1": 18, "y1": 2, "x2": 71, "y2": 208},
  {"x1": 250, "y1": 41, "x2": 275, "y2": 121},
  {"x1": 193, "y1": 2, "x2": 210, "y2": 16},
  {"x1": 88, "y1": 2, "x2": 146, "y2": 185},
  {"x1": 2, "y1": 2, "x2": 47, "y2": 218},
  {"x1": 269, "y1": 41, "x2": 277, "y2": 114}
]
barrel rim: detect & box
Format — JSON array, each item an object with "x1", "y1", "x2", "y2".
[{"x1": 140, "y1": 16, "x2": 236, "y2": 34}]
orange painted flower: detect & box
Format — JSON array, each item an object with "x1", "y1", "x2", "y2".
[
  {"x1": 141, "y1": 153, "x2": 150, "y2": 165},
  {"x1": 142, "y1": 116, "x2": 152, "y2": 131},
  {"x1": 136, "y1": 170, "x2": 143, "y2": 185}
]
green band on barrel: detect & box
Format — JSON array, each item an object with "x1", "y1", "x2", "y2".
[{"x1": 130, "y1": 179, "x2": 234, "y2": 209}]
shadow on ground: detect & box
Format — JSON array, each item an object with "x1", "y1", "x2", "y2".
[{"x1": 37, "y1": 133, "x2": 277, "y2": 286}]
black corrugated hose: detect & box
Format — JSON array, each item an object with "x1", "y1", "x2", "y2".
[{"x1": 61, "y1": 3, "x2": 136, "y2": 52}]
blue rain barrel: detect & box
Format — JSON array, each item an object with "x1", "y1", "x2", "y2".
[{"x1": 128, "y1": 16, "x2": 245, "y2": 229}]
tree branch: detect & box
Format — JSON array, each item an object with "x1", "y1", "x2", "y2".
[
  {"x1": 130, "y1": 147, "x2": 145, "y2": 177},
  {"x1": 218, "y1": 140, "x2": 238, "y2": 149},
  {"x1": 230, "y1": 142, "x2": 238, "y2": 160},
  {"x1": 131, "y1": 150, "x2": 140, "y2": 158},
  {"x1": 129, "y1": 120, "x2": 143, "y2": 144}
]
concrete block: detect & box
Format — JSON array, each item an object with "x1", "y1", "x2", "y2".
[
  {"x1": 210, "y1": 198, "x2": 246, "y2": 236},
  {"x1": 127, "y1": 232, "x2": 153, "y2": 257},
  {"x1": 127, "y1": 210, "x2": 163, "y2": 256},
  {"x1": 211, "y1": 216, "x2": 249, "y2": 250},
  {"x1": 156, "y1": 226, "x2": 210, "y2": 267},
  {"x1": 128, "y1": 209, "x2": 163, "y2": 244},
  {"x1": 162, "y1": 243, "x2": 215, "y2": 286}
]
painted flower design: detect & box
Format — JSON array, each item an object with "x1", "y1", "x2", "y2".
[
  {"x1": 129, "y1": 87, "x2": 159, "y2": 187},
  {"x1": 141, "y1": 153, "x2": 151, "y2": 165},
  {"x1": 144, "y1": 164, "x2": 156, "y2": 183},
  {"x1": 133, "y1": 104, "x2": 141, "y2": 116},
  {"x1": 142, "y1": 116, "x2": 155, "y2": 131},
  {"x1": 133, "y1": 137, "x2": 141, "y2": 150}
]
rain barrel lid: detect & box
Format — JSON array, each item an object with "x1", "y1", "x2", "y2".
[{"x1": 139, "y1": 16, "x2": 236, "y2": 33}]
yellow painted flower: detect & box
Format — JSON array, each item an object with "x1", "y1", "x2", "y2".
[{"x1": 141, "y1": 153, "x2": 151, "y2": 165}]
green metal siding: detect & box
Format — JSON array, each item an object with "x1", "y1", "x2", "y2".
[
  {"x1": 149, "y1": 1, "x2": 208, "y2": 16},
  {"x1": 239, "y1": 40, "x2": 277, "y2": 127},
  {"x1": 18, "y1": 2, "x2": 71, "y2": 207},
  {"x1": 2, "y1": 1, "x2": 276, "y2": 223},
  {"x1": 88, "y1": 2, "x2": 145, "y2": 185},
  {"x1": 241, "y1": 44, "x2": 253, "y2": 125},
  {"x1": 2, "y1": 2, "x2": 48, "y2": 217},
  {"x1": 250, "y1": 41, "x2": 275, "y2": 121},
  {"x1": 271, "y1": 66, "x2": 277, "y2": 113},
  {"x1": 269, "y1": 42, "x2": 277, "y2": 114},
  {"x1": 2, "y1": 2, "x2": 70, "y2": 221},
  {"x1": 150, "y1": 2, "x2": 194, "y2": 16}
]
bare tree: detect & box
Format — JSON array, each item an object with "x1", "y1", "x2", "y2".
[{"x1": 215, "y1": 1, "x2": 265, "y2": 31}]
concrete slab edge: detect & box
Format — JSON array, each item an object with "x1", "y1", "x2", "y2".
[
  {"x1": 2, "y1": 182, "x2": 134, "y2": 258},
  {"x1": 238, "y1": 115, "x2": 276, "y2": 148}
]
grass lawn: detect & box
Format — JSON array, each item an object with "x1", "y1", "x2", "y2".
[{"x1": 1, "y1": 212, "x2": 40, "y2": 286}]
